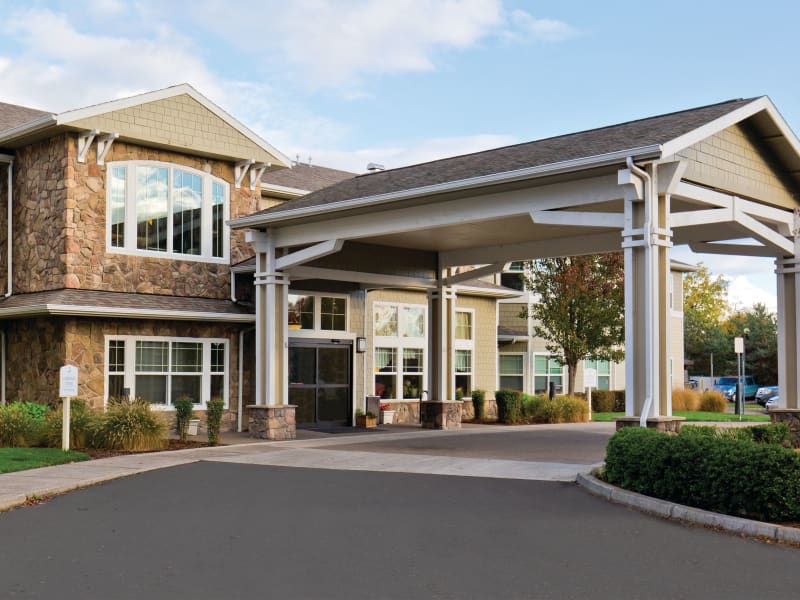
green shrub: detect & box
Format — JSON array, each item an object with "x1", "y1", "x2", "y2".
[
  {"x1": 521, "y1": 394, "x2": 545, "y2": 419},
  {"x1": 699, "y1": 390, "x2": 726, "y2": 413},
  {"x1": 495, "y1": 389, "x2": 522, "y2": 423},
  {"x1": 591, "y1": 390, "x2": 625, "y2": 412},
  {"x1": 605, "y1": 427, "x2": 800, "y2": 522},
  {"x1": 0, "y1": 404, "x2": 42, "y2": 447},
  {"x1": 43, "y1": 400, "x2": 96, "y2": 449},
  {"x1": 524, "y1": 395, "x2": 588, "y2": 424},
  {"x1": 206, "y1": 398, "x2": 224, "y2": 446},
  {"x1": 720, "y1": 423, "x2": 792, "y2": 447},
  {"x1": 13, "y1": 402, "x2": 50, "y2": 422},
  {"x1": 559, "y1": 396, "x2": 589, "y2": 423},
  {"x1": 471, "y1": 390, "x2": 486, "y2": 421},
  {"x1": 174, "y1": 396, "x2": 195, "y2": 441},
  {"x1": 92, "y1": 399, "x2": 166, "y2": 451}
]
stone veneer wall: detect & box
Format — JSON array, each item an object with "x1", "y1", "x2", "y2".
[
  {"x1": 0, "y1": 136, "x2": 69, "y2": 294},
  {"x1": 5, "y1": 317, "x2": 67, "y2": 404},
  {"x1": 65, "y1": 136, "x2": 262, "y2": 297},
  {"x1": 61, "y1": 317, "x2": 250, "y2": 431}
]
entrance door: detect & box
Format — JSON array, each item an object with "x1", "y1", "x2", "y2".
[{"x1": 289, "y1": 341, "x2": 352, "y2": 425}]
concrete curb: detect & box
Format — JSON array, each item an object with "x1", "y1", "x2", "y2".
[{"x1": 576, "y1": 472, "x2": 800, "y2": 545}]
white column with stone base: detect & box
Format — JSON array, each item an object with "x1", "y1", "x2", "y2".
[
  {"x1": 776, "y1": 252, "x2": 800, "y2": 412},
  {"x1": 423, "y1": 283, "x2": 461, "y2": 429}
]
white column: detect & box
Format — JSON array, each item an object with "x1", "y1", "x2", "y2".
[
  {"x1": 249, "y1": 230, "x2": 289, "y2": 406},
  {"x1": 776, "y1": 256, "x2": 800, "y2": 410},
  {"x1": 427, "y1": 283, "x2": 456, "y2": 401}
]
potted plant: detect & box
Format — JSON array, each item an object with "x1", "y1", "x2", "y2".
[
  {"x1": 379, "y1": 403, "x2": 397, "y2": 425},
  {"x1": 355, "y1": 408, "x2": 377, "y2": 428}
]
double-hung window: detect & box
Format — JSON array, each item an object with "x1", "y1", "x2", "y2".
[
  {"x1": 498, "y1": 354, "x2": 524, "y2": 391},
  {"x1": 107, "y1": 162, "x2": 229, "y2": 262},
  {"x1": 373, "y1": 303, "x2": 426, "y2": 399},
  {"x1": 105, "y1": 336, "x2": 228, "y2": 407},
  {"x1": 454, "y1": 309, "x2": 474, "y2": 398}
]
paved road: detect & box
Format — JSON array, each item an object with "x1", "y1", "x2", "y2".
[{"x1": 0, "y1": 460, "x2": 796, "y2": 599}]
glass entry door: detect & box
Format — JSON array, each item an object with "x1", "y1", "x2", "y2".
[{"x1": 289, "y1": 341, "x2": 352, "y2": 425}]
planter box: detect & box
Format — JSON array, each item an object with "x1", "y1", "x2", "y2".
[
  {"x1": 380, "y1": 410, "x2": 397, "y2": 425},
  {"x1": 187, "y1": 419, "x2": 201, "y2": 436},
  {"x1": 356, "y1": 415, "x2": 377, "y2": 428}
]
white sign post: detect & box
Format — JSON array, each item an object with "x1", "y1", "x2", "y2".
[
  {"x1": 734, "y1": 337, "x2": 744, "y2": 422},
  {"x1": 584, "y1": 368, "x2": 597, "y2": 422},
  {"x1": 59, "y1": 365, "x2": 78, "y2": 451}
]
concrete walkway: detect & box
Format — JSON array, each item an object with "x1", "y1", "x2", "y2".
[{"x1": 0, "y1": 423, "x2": 612, "y2": 511}]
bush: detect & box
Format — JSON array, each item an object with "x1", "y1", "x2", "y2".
[
  {"x1": 521, "y1": 394, "x2": 545, "y2": 419},
  {"x1": 174, "y1": 396, "x2": 195, "y2": 441},
  {"x1": 671, "y1": 388, "x2": 700, "y2": 411},
  {"x1": 43, "y1": 400, "x2": 96, "y2": 449},
  {"x1": 92, "y1": 399, "x2": 166, "y2": 451},
  {"x1": 524, "y1": 395, "x2": 589, "y2": 424},
  {"x1": 0, "y1": 404, "x2": 42, "y2": 447},
  {"x1": 721, "y1": 423, "x2": 793, "y2": 447},
  {"x1": 206, "y1": 398, "x2": 224, "y2": 446},
  {"x1": 591, "y1": 390, "x2": 625, "y2": 412},
  {"x1": 14, "y1": 402, "x2": 50, "y2": 422},
  {"x1": 559, "y1": 396, "x2": 589, "y2": 423},
  {"x1": 605, "y1": 427, "x2": 800, "y2": 522},
  {"x1": 495, "y1": 389, "x2": 522, "y2": 423},
  {"x1": 471, "y1": 390, "x2": 486, "y2": 421},
  {"x1": 699, "y1": 390, "x2": 726, "y2": 413}
]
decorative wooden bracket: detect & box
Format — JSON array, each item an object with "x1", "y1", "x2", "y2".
[
  {"x1": 96, "y1": 133, "x2": 119, "y2": 166},
  {"x1": 249, "y1": 162, "x2": 270, "y2": 191},
  {"x1": 77, "y1": 130, "x2": 99, "y2": 163},
  {"x1": 235, "y1": 159, "x2": 255, "y2": 189}
]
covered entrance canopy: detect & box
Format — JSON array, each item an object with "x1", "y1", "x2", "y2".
[{"x1": 232, "y1": 96, "x2": 800, "y2": 436}]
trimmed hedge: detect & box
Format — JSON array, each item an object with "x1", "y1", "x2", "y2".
[
  {"x1": 605, "y1": 427, "x2": 800, "y2": 522},
  {"x1": 495, "y1": 389, "x2": 522, "y2": 423},
  {"x1": 471, "y1": 390, "x2": 486, "y2": 421}
]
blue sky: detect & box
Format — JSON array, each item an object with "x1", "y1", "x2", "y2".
[{"x1": 1, "y1": 0, "x2": 797, "y2": 310}]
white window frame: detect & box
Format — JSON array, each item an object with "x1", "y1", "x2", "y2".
[
  {"x1": 498, "y1": 352, "x2": 525, "y2": 392},
  {"x1": 287, "y1": 291, "x2": 350, "y2": 335},
  {"x1": 372, "y1": 301, "x2": 427, "y2": 400},
  {"x1": 106, "y1": 160, "x2": 230, "y2": 264},
  {"x1": 104, "y1": 335, "x2": 229, "y2": 409},
  {"x1": 454, "y1": 308, "x2": 475, "y2": 397},
  {"x1": 533, "y1": 352, "x2": 565, "y2": 395}
]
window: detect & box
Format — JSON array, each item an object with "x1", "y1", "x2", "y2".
[
  {"x1": 454, "y1": 309, "x2": 475, "y2": 397},
  {"x1": 501, "y1": 261, "x2": 526, "y2": 291},
  {"x1": 106, "y1": 336, "x2": 228, "y2": 407},
  {"x1": 373, "y1": 302, "x2": 426, "y2": 399},
  {"x1": 455, "y1": 349, "x2": 472, "y2": 397},
  {"x1": 584, "y1": 359, "x2": 611, "y2": 391},
  {"x1": 534, "y1": 354, "x2": 563, "y2": 395},
  {"x1": 107, "y1": 161, "x2": 229, "y2": 261},
  {"x1": 455, "y1": 311, "x2": 472, "y2": 340},
  {"x1": 288, "y1": 293, "x2": 347, "y2": 331},
  {"x1": 499, "y1": 354, "x2": 524, "y2": 391}
]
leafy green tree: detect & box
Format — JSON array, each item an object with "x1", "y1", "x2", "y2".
[
  {"x1": 683, "y1": 263, "x2": 729, "y2": 376},
  {"x1": 522, "y1": 253, "x2": 625, "y2": 395},
  {"x1": 723, "y1": 304, "x2": 778, "y2": 384}
]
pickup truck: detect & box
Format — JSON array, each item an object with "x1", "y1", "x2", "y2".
[{"x1": 713, "y1": 376, "x2": 758, "y2": 401}]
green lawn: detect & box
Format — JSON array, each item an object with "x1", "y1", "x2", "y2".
[
  {"x1": 0, "y1": 448, "x2": 89, "y2": 474},
  {"x1": 592, "y1": 411, "x2": 770, "y2": 423}
]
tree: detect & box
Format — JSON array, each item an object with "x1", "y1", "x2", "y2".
[
  {"x1": 683, "y1": 263, "x2": 729, "y2": 376},
  {"x1": 522, "y1": 253, "x2": 625, "y2": 395},
  {"x1": 723, "y1": 304, "x2": 778, "y2": 384}
]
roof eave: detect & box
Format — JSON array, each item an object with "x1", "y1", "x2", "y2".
[
  {"x1": 0, "y1": 303, "x2": 255, "y2": 322},
  {"x1": 0, "y1": 114, "x2": 58, "y2": 146},
  {"x1": 231, "y1": 144, "x2": 663, "y2": 230}
]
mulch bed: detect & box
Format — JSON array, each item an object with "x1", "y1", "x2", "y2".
[{"x1": 79, "y1": 439, "x2": 217, "y2": 459}]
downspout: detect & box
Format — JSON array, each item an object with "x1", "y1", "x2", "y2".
[
  {"x1": 626, "y1": 157, "x2": 654, "y2": 427},
  {"x1": 237, "y1": 326, "x2": 255, "y2": 432},
  {"x1": 5, "y1": 158, "x2": 12, "y2": 298},
  {"x1": 1, "y1": 330, "x2": 5, "y2": 406}
]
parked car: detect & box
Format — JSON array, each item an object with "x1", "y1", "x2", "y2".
[
  {"x1": 755, "y1": 386, "x2": 779, "y2": 406},
  {"x1": 765, "y1": 395, "x2": 780, "y2": 410},
  {"x1": 713, "y1": 376, "x2": 759, "y2": 401}
]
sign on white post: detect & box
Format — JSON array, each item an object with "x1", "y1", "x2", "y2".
[
  {"x1": 734, "y1": 337, "x2": 744, "y2": 355},
  {"x1": 584, "y1": 368, "x2": 598, "y2": 389},
  {"x1": 59, "y1": 365, "x2": 78, "y2": 451}
]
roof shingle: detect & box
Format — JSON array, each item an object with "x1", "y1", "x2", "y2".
[
  {"x1": 0, "y1": 101, "x2": 53, "y2": 133},
  {"x1": 262, "y1": 163, "x2": 356, "y2": 193}
]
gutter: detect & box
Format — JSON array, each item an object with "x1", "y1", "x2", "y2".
[
  {"x1": 231, "y1": 144, "x2": 663, "y2": 229},
  {"x1": 0, "y1": 114, "x2": 57, "y2": 146},
  {"x1": 0, "y1": 304, "x2": 255, "y2": 323}
]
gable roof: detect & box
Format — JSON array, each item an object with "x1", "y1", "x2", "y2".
[
  {"x1": 262, "y1": 163, "x2": 356, "y2": 195},
  {"x1": 0, "y1": 101, "x2": 53, "y2": 132},
  {"x1": 234, "y1": 96, "x2": 800, "y2": 228},
  {"x1": 0, "y1": 84, "x2": 291, "y2": 166}
]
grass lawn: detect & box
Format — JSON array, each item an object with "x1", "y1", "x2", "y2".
[
  {"x1": 592, "y1": 411, "x2": 770, "y2": 423},
  {"x1": 0, "y1": 448, "x2": 89, "y2": 474}
]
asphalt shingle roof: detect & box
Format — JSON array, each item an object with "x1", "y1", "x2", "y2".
[
  {"x1": 251, "y1": 97, "x2": 758, "y2": 218},
  {"x1": 262, "y1": 163, "x2": 356, "y2": 193},
  {"x1": 0, "y1": 101, "x2": 53, "y2": 132}
]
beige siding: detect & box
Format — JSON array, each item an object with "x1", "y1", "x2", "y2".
[
  {"x1": 66, "y1": 94, "x2": 278, "y2": 163},
  {"x1": 456, "y1": 295, "x2": 497, "y2": 396},
  {"x1": 499, "y1": 301, "x2": 527, "y2": 333},
  {"x1": 677, "y1": 123, "x2": 798, "y2": 209}
]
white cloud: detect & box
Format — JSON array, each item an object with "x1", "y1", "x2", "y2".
[
  {"x1": 508, "y1": 9, "x2": 577, "y2": 43},
  {"x1": 726, "y1": 275, "x2": 777, "y2": 313}
]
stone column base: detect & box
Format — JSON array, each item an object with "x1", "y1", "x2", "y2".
[
  {"x1": 769, "y1": 409, "x2": 800, "y2": 447},
  {"x1": 421, "y1": 400, "x2": 462, "y2": 430},
  {"x1": 247, "y1": 405, "x2": 296, "y2": 440},
  {"x1": 615, "y1": 416, "x2": 685, "y2": 433}
]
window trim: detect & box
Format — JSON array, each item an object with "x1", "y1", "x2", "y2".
[
  {"x1": 288, "y1": 291, "x2": 350, "y2": 334},
  {"x1": 105, "y1": 160, "x2": 230, "y2": 264},
  {"x1": 533, "y1": 352, "x2": 565, "y2": 395},
  {"x1": 498, "y1": 352, "x2": 525, "y2": 392},
  {"x1": 104, "y1": 335, "x2": 229, "y2": 409},
  {"x1": 372, "y1": 301, "x2": 427, "y2": 400}
]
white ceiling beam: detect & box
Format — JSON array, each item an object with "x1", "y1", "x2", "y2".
[
  {"x1": 272, "y1": 173, "x2": 623, "y2": 247},
  {"x1": 440, "y1": 231, "x2": 621, "y2": 267},
  {"x1": 689, "y1": 241, "x2": 778, "y2": 257},
  {"x1": 734, "y1": 212, "x2": 794, "y2": 256},
  {"x1": 656, "y1": 160, "x2": 687, "y2": 194},
  {"x1": 443, "y1": 263, "x2": 505, "y2": 286},
  {"x1": 275, "y1": 239, "x2": 344, "y2": 271},
  {"x1": 672, "y1": 181, "x2": 733, "y2": 208},
  {"x1": 287, "y1": 266, "x2": 437, "y2": 289},
  {"x1": 530, "y1": 210, "x2": 624, "y2": 228},
  {"x1": 671, "y1": 208, "x2": 733, "y2": 228}
]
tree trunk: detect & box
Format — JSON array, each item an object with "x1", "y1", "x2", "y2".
[{"x1": 567, "y1": 362, "x2": 577, "y2": 397}]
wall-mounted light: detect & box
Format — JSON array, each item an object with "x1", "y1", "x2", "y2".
[{"x1": 356, "y1": 337, "x2": 367, "y2": 353}]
